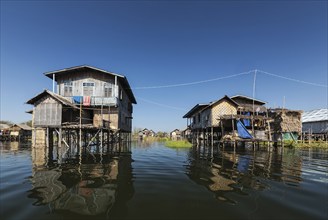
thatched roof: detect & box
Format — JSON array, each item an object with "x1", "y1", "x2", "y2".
[{"x1": 269, "y1": 108, "x2": 302, "y2": 133}]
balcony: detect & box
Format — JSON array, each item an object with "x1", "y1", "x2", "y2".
[{"x1": 68, "y1": 96, "x2": 118, "y2": 106}]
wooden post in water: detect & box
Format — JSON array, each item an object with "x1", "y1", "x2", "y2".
[
  {"x1": 211, "y1": 126, "x2": 214, "y2": 147},
  {"x1": 46, "y1": 127, "x2": 49, "y2": 149},
  {"x1": 231, "y1": 115, "x2": 236, "y2": 150},
  {"x1": 79, "y1": 99, "x2": 82, "y2": 153},
  {"x1": 58, "y1": 127, "x2": 62, "y2": 149},
  {"x1": 100, "y1": 100, "x2": 103, "y2": 154}
]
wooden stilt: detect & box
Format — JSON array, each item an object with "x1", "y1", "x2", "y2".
[{"x1": 58, "y1": 128, "x2": 62, "y2": 148}]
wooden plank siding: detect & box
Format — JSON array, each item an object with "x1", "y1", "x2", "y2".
[
  {"x1": 33, "y1": 96, "x2": 62, "y2": 127},
  {"x1": 56, "y1": 70, "x2": 118, "y2": 98},
  {"x1": 28, "y1": 66, "x2": 136, "y2": 134}
]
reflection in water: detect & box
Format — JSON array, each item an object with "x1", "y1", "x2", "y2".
[
  {"x1": 1, "y1": 142, "x2": 328, "y2": 220},
  {"x1": 186, "y1": 146, "x2": 303, "y2": 204},
  {"x1": 28, "y1": 145, "x2": 134, "y2": 217}
]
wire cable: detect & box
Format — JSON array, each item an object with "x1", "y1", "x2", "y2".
[
  {"x1": 258, "y1": 69, "x2": 327, "y2": 88},
  {"x1": 138, "y1": 97, "x2": 186, "y2": 111},
  {"x1": 132, "y1": 70, "x2": 254, "y2": 89}
]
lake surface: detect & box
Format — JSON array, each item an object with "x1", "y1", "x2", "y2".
[{"x1": 0, "y1": 141, "x2": 327, "y2": 220}]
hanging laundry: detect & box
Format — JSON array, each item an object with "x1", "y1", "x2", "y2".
[
  {"x1": 73, "y1": 96, "x2": 82, "y2": 104},
  {"x1": 83, "y1": 96, "x2": 91, "y2": 106}
]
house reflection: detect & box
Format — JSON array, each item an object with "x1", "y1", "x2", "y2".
[
  {"x1": 186, "y1": 146, "x2": 302, "y2": 203},
  {"x1": 186, "y1": 148, "x2": 238, "y2": 204},
  {"x1": 28, "y1": 145, "x2": 134, "y2": 216}
]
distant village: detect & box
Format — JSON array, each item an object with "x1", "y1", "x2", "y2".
[{"x1": 0, "y1": 65, "x2": 327, "y2": 147}]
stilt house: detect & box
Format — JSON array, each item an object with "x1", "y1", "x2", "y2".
[
  {"x1": 26, "y1": 65, "x2": 137, "y2": 146},
  {"x1": 170, "y1": 129, "x2": 181, "y2": 140},
  {"x1": 9, "y1": 124, "x2": 32, "y2": 141},
  {"x1": 183, "y1": 95, "x2": 271, "y2": 142},
  {"x1": 302, "y1": 108, "x2": 328, "y2": 140}
]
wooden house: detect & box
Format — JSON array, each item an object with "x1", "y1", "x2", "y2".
[
  {"x1": 170, "y1": 129, "x2": 181, "y2": 140},
  {"x1": 0, "y1": 123, "x2": 11, "y2": 140},
  {"x1": 9, "y1": 124, "x2": 32, "y2": 141},
  {"x1": 183, "y1": 95, "x2": 271, "y2": 143},
  {"x1": 26, "y1": 65, "x2": 137, "y2": 146},
  {"x1": 302, "y1": 109, "x2": 328, "y2": 141}
]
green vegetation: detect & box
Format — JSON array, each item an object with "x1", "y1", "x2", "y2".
[
  {"x1": 283, "y1": 140, "x2": 328, "y2": 148},
  {"x1": 294, "y1": 141, "x2": 327, "y2": 148},
  {"x1": 165, "y1": 140, "x2": 192, "y2": 148},
  {"x1": 0, "y1": 120, "x2": 13, "y2": 125},
  {"x1": 158, "y1": 137, "x2": 169, "y2": 142}
]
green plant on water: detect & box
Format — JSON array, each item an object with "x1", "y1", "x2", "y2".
[
  {"x1": 294, "y1": 141, "x2": 328, "y2": 148},
  {"x1": 282, "y1": 140, "x2": 328, "y2": 148},
  {"x1": 284, "y1": 140, "x2": 297, "y2": 148},
  {"x1": 158, "y1": 137, "x2": 169, "y2": 142},
  {"x1": 165, "y1": 140, "x2": 192, "y2": 148}
]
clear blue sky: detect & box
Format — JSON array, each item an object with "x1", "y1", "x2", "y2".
[{"x1": 1, "y1": 1, "x2": 327, "y2": 132}]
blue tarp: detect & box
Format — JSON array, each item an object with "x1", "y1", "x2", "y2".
[
  {"x1": 73, "y1": 96, "x2": 82, "y2": 104},
  {"x1": 243, "y1": 112, "x2": 251, "y2": 126},
  {"x1": 237, "y1": 120, "x2": 253, "y2": 139}
]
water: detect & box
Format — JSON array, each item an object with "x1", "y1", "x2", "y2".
[{"x1": 1, "y1": 141, "x2": 327, "y2": 220}]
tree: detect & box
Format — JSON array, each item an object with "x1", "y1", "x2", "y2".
[{"x1": 0, "y1": 120, "x2": 13, "y2": 125}]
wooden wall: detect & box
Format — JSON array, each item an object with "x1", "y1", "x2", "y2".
[
  {"x1": 56, "y1": 70, "x2": 134, "y2": 132},
  {"x1": 56, "y1": 71, "x2": 118, "y2": 98},
  {"x1": 302, "y1": 121, "x2": 328, "y2": 134},
  {"x1": 33, "y1": 96, "x2": 62, "y2": 127}
]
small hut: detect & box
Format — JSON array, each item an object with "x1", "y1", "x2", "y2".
[
  {"x1": 268, "y1": 108, "x2": 302, "y2": 141},
  {"x1": 0, "y1": 124, "x2": 11, "y2": 141},
  {"x1": 9, "y1": 124, "x2": 32, "y2": 141}
]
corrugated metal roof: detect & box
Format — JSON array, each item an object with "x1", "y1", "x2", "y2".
[
  {"x1": 26, "y1": 90, "x2": 79, "y2": 109},
  {"x1": 230, "y1": 94, "x2": 267, "y2": 105},
  {"x1": 0, "y1": 124, "x2": 10, "y2": 129},
  {"x1": 302, "y1": 109, "x2": 328, "y2": 123},
  {"x1": 11, "y1": 124, "x2": 32, "y2": 130},
  {"x1": 183, "y1": 103, "x2": 209, "y2": 118}
]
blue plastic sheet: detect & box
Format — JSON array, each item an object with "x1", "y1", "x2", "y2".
[
  {"x1": 237, "y1": 120, "x2": 253, "y2": 139},
  {"x1": 243, "y1": 112, "x2": 251, "y2": 126}
]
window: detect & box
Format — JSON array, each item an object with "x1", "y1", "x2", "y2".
[
  {"x1": 64, "y1": 81, "x2": 73, "y2": 96},
  {"x1": 83, "y1": 82, "x2": 94, "y2": 96},
  {"x1": 104, "y1": 83, "x2": 112, "y2": 97}
]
